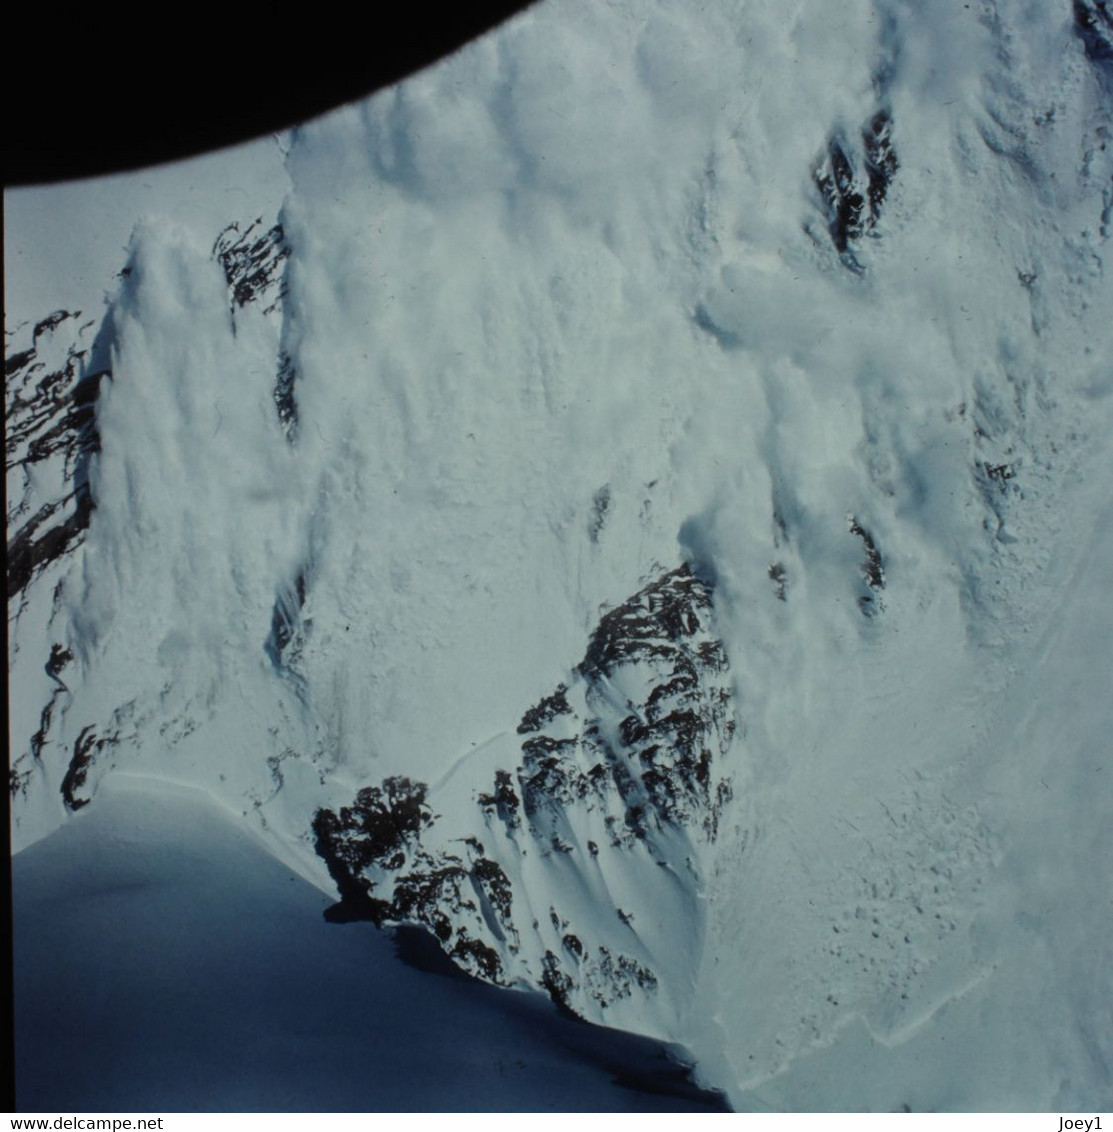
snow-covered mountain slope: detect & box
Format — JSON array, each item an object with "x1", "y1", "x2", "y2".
[
  {"x1": 7, "y1": 0, "x2": 1113, "y2": 1111},
  {"x1": 707, "y1": 483, "x2": 1113, "y2": 1110},
  {"x1": 314, "y1": 563, "x2": 733, "y2": 1034},
  {"x1": 13, "y1": 775, "x2": 727, "y2": 1112}
]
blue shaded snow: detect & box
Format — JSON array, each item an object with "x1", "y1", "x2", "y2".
[{"x1": 13, "y1": 776, "x2": 726, "y2": 1112}]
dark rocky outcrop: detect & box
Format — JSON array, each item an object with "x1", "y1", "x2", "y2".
[
  {"x1": 6, "y1": 312, "x2": 108, "y2": 601},
  {"x1": 813, "y1": 110, "x2": 898, "y2": 269},
  {"x1": 313, "y1": 777, "x2": 516, "y2": 981},
  {"x1": 849, "y1": 515, "x2": 886, "y2": 615},
  {"x1": 517, "y1": 683, "x2": 572, "y2": 733},
  {"x1": 61, "y1": 725, "x2": 116, "y2": 811},
  {"x1": 273, "y1": 353, "x2": 298, "y2": 441},
  {"x1": 768, "y1": 562, "x2": 788, "y2": 601},
  {"x1": 213, "y1": 219, "x2": 289, "y2": 316}
]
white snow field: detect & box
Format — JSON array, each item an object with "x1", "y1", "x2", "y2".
[{"x1": 7, "y1": 0, "x2": 1113, "y2": 1113}]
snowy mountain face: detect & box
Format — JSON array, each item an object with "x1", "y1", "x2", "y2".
[
  {"x1": 314, "y1": 563, "x2": 733, "y2": 1032},
  {"x1": 7, "y1": 0, "x2": 1113, "y2": 1111}
]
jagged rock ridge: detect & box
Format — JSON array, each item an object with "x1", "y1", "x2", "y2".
[
  {"x1": 314, "y1": 564, "x2": 735, "y2": 1027},
  {"x1": 213, "y1": 219, "x2": 289, "y2": 318},
  {"x1": 848, "y1": 515, "x2": 886, "y2": 616},
  {"x1": 6, "y1": 311, "x2": 108, "y2": 603}
]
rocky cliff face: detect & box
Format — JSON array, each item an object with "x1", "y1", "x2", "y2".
[
  {"x1": 313, "y1": 564, "x2": 734, "y2": 1032},
  {"x1": 6, "y1": 311, "x2": 108, "y2": 606},
  {"x1": 7, "y1": 310, "x2": 111, "y2": 806}
]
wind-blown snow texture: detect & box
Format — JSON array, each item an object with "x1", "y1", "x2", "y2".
[{"x1": 7, "y1": 0, "x2": 1113, "y2": 1112}]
